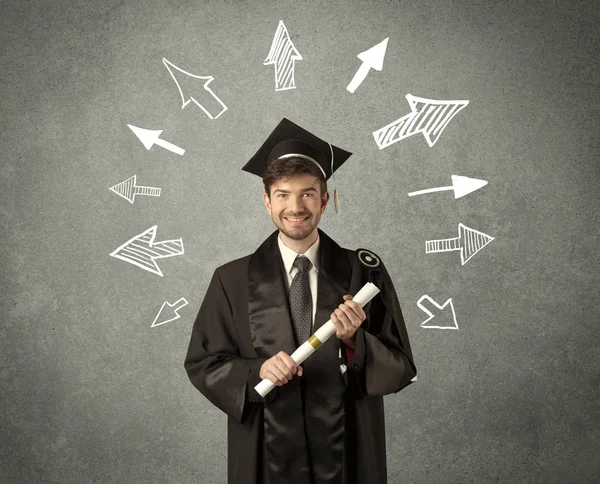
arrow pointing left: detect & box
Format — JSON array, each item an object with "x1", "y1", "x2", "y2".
[
  {"x1": 110, "y1": 225, "x2": 184, "y2": 277},
  {"x1": 109, "y1": 175, "x2": 161, "y2": 204},
  {"x1": 127, "y1": 124, "x2": 185, "y2": 156}
]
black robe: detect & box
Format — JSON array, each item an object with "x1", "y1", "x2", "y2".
[{"x1": 184, "y1": 229, "x2": 417, "y2": 484}]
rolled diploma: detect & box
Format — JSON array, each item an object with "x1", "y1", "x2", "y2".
[{"x1": 254, "y1": 282, "x2": 381, "y2": 397}]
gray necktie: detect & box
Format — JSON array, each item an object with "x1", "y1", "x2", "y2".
[{"x1": 289, "y1": 256, "x2": 312, "y2": 345}]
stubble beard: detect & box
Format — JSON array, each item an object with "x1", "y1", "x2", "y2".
[{"x1": 275, "y1": 212, "x2": 320, "y2": 241}]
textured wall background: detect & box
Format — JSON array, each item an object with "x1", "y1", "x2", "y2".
[{"x1": 1, "y1": 1, "x2": 599, "y2": 482}]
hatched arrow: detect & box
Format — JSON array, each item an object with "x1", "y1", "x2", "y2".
[
  {"x1": 151, "y1": 297, "x2": 189, "y2": 327},
  {"x1": 347, "y1": 37, "x2": 389, "y2": 93},
  {"x1": 417, "y1": 295, "x2": 458, "y2": 330},
  {"x1": 426, "y1": 223, "x2": 494, "y2": 265},
  {"x1": 127, "y1": 124, "x2": 185, "y2": 156},
  {"x1": 162, "y1": 57, "x2": 228, "y2": 119},
  {"x1": 109, "y1": 175, "x2": 161, "y2": 204},
  {"x1": 408, "y1": 175, "x2": 488, "y2": 199},
  {"x1": 373, "y1": 94, "x2": 469, "y2": 148},
  {"x1": 110, "y1": 225, "x2": 184, "y2": 277},
  {"x1": 264, "y1": 20, "x2": 303, "y2": 91}
]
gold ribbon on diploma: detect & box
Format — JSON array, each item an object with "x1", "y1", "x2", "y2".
[{"x1": 308, "y1": 334, "x2": 323, "y2": 350}]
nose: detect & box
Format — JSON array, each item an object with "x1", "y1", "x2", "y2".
[{"x1": 288, "y1": 194, "x2": 305, "y2": 214}]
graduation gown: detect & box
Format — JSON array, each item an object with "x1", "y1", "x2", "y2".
[{"x1": 184, "y1": 229, "x2": 417, "y2": 484}]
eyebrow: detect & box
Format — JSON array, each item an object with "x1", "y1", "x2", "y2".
[{"x1": 273, "y1": 187, "x2": 318, "y2": 194}]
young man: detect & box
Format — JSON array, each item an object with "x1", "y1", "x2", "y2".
[{"x1": 184, "y1": 118, "x2": 417, "y2": 484}]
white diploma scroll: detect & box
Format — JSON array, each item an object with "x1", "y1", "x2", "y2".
[{"x1": 254, "y1": 282, "x2": 381, "y2": 397}]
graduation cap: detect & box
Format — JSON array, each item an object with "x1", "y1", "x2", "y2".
[{"x1": 242, "y1": 118, "x2": 353, "y2": 213}]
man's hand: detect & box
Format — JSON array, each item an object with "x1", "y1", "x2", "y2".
[
  {"x1": 331, "y1": 294, "x2": 366, "y2": 350},
  {"x1": 260, "y1": 351, "x2": 303, "y2": 387}
]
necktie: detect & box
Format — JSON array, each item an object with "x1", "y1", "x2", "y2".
[{"x1": 289, "y1": 255, "x2": 312, "y2": 345}]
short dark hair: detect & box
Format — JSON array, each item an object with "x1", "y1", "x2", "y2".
[{"x1": 263, "y1": 156, "x2": 327, "y2": 198}]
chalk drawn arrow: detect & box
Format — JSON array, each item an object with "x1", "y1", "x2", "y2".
[
  {"x1": 109, "y1": 175, "x2": 161, "y2": 204},
  {"x1": 110, "y1": 225, "x2": 184, "y2": 277},
  {"x1": 408, "y1": 175, "x2": 488, "y2": 199},
  {"x1": 417, "y1": 295, "x2": 458, "y2": 330},
  {"x1": 162, "y1": 57, "x2": 228, "y2": 119},
  {"x1": 128, "y1": 124, "x2": 185, "y2": 156},
  {"x1": 373, "y1": 94, "x2": 469, "y2": 148},
  {"x1": 426, "y1": 223, "x2": 494, "y2": 266},
  {"x1": 347, "y1": 37, "x2": 388, "y2": 93},
  {"x1": 264, "y1": 20, "x2": 303, "y2": 91},
  {"x1": 151, "y1": 297, "x2": 189, "y2": 327}
]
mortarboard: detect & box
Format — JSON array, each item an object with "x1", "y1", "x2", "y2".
[{"x1": 242, "y1": 118, "x2": 353, "y2": 213}]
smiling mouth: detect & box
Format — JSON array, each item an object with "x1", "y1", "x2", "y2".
[{"x1": 285, "y1": 216, "x2": 310, "y2": 223}]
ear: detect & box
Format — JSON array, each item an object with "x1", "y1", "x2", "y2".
[
  {"x1": 263, "y1": 192, "x2": 272, "y2": 215},
  {"x1": 321, "y1": 191, "x2": 330, "y2": 213}
]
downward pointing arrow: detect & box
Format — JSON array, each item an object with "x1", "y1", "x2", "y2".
[
  {"x1": 417, "y1": 295, "x2": 458, "y2": 330},
  {"x1": 347, "y1": 37, "x2": 389, "y2": 93},
  {"x1": 127, "y1": 124, "x2": 185, "y2": 156},
  {"x1": 408, "y1": 175, "x2": 488, "y2": 199},
  {"x1": 151, "y1": 297, "x2": 189, "y2": 327}
]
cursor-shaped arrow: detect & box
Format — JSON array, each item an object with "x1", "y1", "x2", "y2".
[
  {"x1": 110, "y1": 225, "x2": 184, "y2": 277},
  {"x1": 408, "y1": 175, "x2": 488, "y2": 199},
  {"x1": 346, "y1": 37, "x2": 388, "y2": 93},
  {"x1": 426, "y1": 223, "x2": 494, "y2": 266},
  {"x1": 128, "y1": 124, "x2": 185, "y2": 156},
  {"x1": 162, "y1": 57, "x2": 228, "y2": 119},
  {"x1": 109, "y1": 175, "x2": 161, "y2": 204},
  {"x1": 264, "y1": 20, "x2": 303, "y2": 91},
  {"x1": 373, "y1": 94, "x2": 469, "y2": 148},
  {"x1": 151, "y1": 297, "x2": 189, "y2": 327},
  {"x1": 417, "y1": 295, "x2": 458, "y2": 330}
]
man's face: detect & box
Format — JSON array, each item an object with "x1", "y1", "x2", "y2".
[{"x1": 263, "y1": 173, "x2": 329, "y2": 241}]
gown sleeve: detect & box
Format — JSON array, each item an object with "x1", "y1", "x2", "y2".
[
  {"x1": 346, "y1": 254, "x2": 418, "y2": 397},
  {"x1": 184, "y1": 268, "x2": 275, "y2": 425}
]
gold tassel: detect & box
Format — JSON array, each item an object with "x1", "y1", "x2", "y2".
[{"x1": 334, "y1": 189, "x2": 340, "y2": 214}]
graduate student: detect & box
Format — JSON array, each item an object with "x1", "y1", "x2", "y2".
[{"x1": 184, "y1": 118, "x2": 417, "y2": 484}]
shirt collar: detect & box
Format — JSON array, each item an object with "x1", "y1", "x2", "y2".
[{"x1": 278, "y1": 232, "x2": 320, "y2": 275}]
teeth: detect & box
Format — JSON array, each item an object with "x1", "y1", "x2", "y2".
[{"x1": 287, "y1": 217, "x2": 308, "y2": 222}]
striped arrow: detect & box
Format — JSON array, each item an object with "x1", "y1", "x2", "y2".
[
  {"x1": 151, "y1": 297, "x2": 189, "y2": 327},
  {"x1": 264, "y1": 20, "x2": 302, "y2": 91},
  {"x1": 426, "y1": 223, "x2": 494, "y2": 266},
  {"x1": 109, "y1": 175, "x2": 161, "y2": 204},
  {"x1": 373, "y1": 94, "x2": 469, "y2": 148},
  {"x1": 110, "y1": 225, "x2": 184, "y2": 277}
]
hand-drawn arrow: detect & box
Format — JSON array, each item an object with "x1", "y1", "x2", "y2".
[
  {"x1": 128, "y1": 124, "x2": 185, "y2": 156},
  {"x1": 426, "y1": 223, "x2": 494, "y2": 265},
  {"x1": 373, "y1": 94, "x2": 469, "y2": 148},
  {"x1": 264, "y1": 20, "x2": 303, "y2": 91},
  {"x1": 162, "y1": 57, "x2": 228, "y2": 119},
  {"x1": 110, "y1": 225, "x2": 184, "y2": 277},
  {"x1": 109, "y1": 175, "x2": 161, "y2": 204},
  {"x1": 408, "y1": 175, "x2": 488, "y2": 199},
  {"x1": 151, "y1": 297, "x2": 189, "y2": 327},
  {"x1": 347, "y1": 37, "x2": 389, "y2": 93},
  {"x1": 417, "y1": 295, "x2": 458, "y2": 330}
]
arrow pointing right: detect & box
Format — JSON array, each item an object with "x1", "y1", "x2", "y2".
[
  {"x1": 408, "y1": 175, "x2": 488, "y2": 199},
  {"x1": 426, "y1": 223, "x2": 494, "y2": 265}
]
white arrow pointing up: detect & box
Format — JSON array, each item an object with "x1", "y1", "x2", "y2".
[
  {"x1": 408, "y1": 175, "x2": 488, "y2": 199},
  {"x1": 347, "y1": 37, "x2": 389, "y2": 93},
  {"x1": 127, "y1": 124, "x2": 185, "y2": 156}
]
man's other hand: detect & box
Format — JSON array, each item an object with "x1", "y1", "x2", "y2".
[
  {"x1": 331, "y1": 294, "x2": 366, "y2": 350},
  {"x1": 260, "y1": 351, "x2": 303, "y2": 386}
]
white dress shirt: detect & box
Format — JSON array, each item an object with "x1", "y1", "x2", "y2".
[{"x1": 277, "y1": 233, "x2": 319, "y2": 328}]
